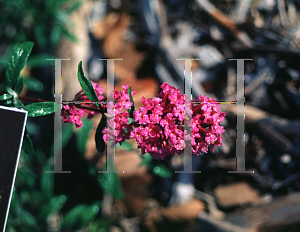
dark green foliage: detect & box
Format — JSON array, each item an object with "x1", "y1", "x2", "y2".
[
  {"x1": 98, "y1": 164, "x2": 125, "y2": 200},
  {"x1": 1, "y1": 39, "x2": 111, "y2": 230},
  {"x1": 0, "y1": 0, "x2": 81, "y2": 49}
]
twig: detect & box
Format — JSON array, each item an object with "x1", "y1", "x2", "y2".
[{"x1": 18, "y1": 95, "x2": 106, "y2": 114}]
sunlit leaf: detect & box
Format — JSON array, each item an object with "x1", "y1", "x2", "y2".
[
  {"x1": 6, "y1": 42, "x2": 34, "y2": 94},
  {"x1": 0, "y1": 93, "x2": 13, "y2": 101},
  {"x1": 26, "y1": 102, "x2": 55, "y2": 117}
]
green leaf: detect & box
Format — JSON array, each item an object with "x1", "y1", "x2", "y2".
[
  {"x1": 95, "y1": 115, "x2": 106, "y2": 153},
  {"x1": 127, "y1": 86, "x2": 135, "y2": 118},
  {"x1": 5, "y1": 87, "x2": 24, "y2": 107},
  {"x1": 26, "y1": 102, "x2": 55, "y2": 117},
  {"x1": 0, "y1": 93, "x2": 13, "y2": 101},
  {"x1": 98, "y1": 165, "x2": 125, "y2": 200},
  {"x1": 61, "y1": 202, "x2": 101, "y2": 230},
  {"x1": 9, "y1": 191, "x2": 20, "y2": 216},
  {"x1": 80, "y1": 203, "x2": 101, "y2": 227},
  {"x1": 38, "y1": 196, "x2": 64, "y2": 222},
  {"x1": 15, "y1": 168, "x2": 36, "y2": 188},
  {"x1": 153, "y1": 164, "x2": 173, "y2": 178},
  {"x1": 34, "y1": 25, "x2": 47, "y2": 48},
  {"x1": 0, "y1": 56, "x2": 8, "y2": 68},
  {"x1": 20, "y1": 208, "x2": 38, "y2": 227},
  {"x1": 77, "y1": 61, "x2": 99, "y2": 105},
  {"x1": 6, "y1": 86, "x2": 19, "y2": 99},
  {"x1": 27, "y1": 54, "x2": 55, "y2": 68},
  {"x1": 63, "y1": 28, "x2": 78, "y2": 43},
  {"x1": 60, "y1": 205, "x2": 87, "y2": 229},
  {"x1": 77, "y1": 119, "x2": 92, "y2": 154},
  {"x1": 40, "y1": 162, "x2": 54, "y2": 199},
  {"x1": 62, "y1": 123, "x2": 74, "y2": 149},
  {"x1": 50, "y1": 25, "x2": 63, "y2": 46},
  {"x1": 56, "y1": 9, "x2": 71, "y2": 26},
  {"x1": 23, "y1": 77, "x2": 43, "y2": 92},
  {"x1": 127, "y1": 117, "x2": 135, "y2": 124},
  {"x1": 66, "y1": 1, "x2": 83, "y2": 14},
  {"x1": 6, "y1": 42, "x2": 34, "y2": 94},
  {"x1": 15, "y1": 78, "x2": 24, "y2": 94},
  {"x1": 139, "y1": 153, "x2": 153, "y2": 167},
  {"x1": 22, "y1": 130, "x2": 35, "y2": 156},
  {"x1": 88, "y1": 218, "x2": 110, "y2": 232}
]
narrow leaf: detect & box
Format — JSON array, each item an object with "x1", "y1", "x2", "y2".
[
  {"x1": 6, "y1": 42, "x2": 34, "y2": 94},
  {"x1": 77, "y1": 61, "x2": 99, "y2": 105},
  {"x1": 27, "y1": 54, "x2": 55, "y2": 68},
  {"x1": 61, "y1": 204, "x2": 87, "y2": 229},
  {"x1": 15, "y1": 78, "x2": 24, "y2": 94},
  {"x1": 22, "y1": 130, "x2": 35, "y2": 155},
  {"x1": 127, "y1": 86, "x2": 135, "y2": 118},
  {"x1": 66, "y1": 1, "x2": 83, "y2": 14},
  {"x1": 153, "y1": 164, "x2": 173, "y2": 178},
  {"x1": 38, "y1": 196, "x2": 64, "y2": 222},
  {"x1": 26, "y1": 102, "x2": 55, "y2": 117},
  {"x1": 40, "y1": 162, "x2": 55, "y2": 199},
  {"x1": 60, "y1": 203, "x2": 100, "y2": 230},
  {"x1": 95, "y1": 115, "x2": 106, "y2": 153}
]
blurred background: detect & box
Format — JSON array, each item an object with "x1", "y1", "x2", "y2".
[{"x1": 1, "y1": 0, "x2": 300, "y2": 231}]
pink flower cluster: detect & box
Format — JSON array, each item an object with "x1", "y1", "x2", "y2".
[
  {"x1": 129, "y1": 82, "x2": 226, "y2": 159},
  {"x1": 63, "y1": 80, "x2": 226, "y2": 159},
  {"x1": 102, "y1": 84, "x2": 135, "y2": 146},
  {"x1": 190, "y1": 95, "x2": 226, "y2": 154},
  {"x1": 130, "y1": 83, "x2": 186, "y2": 159},
  {"x1": 62, "y1": 81, "x2": 105, "y2": 128}
]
